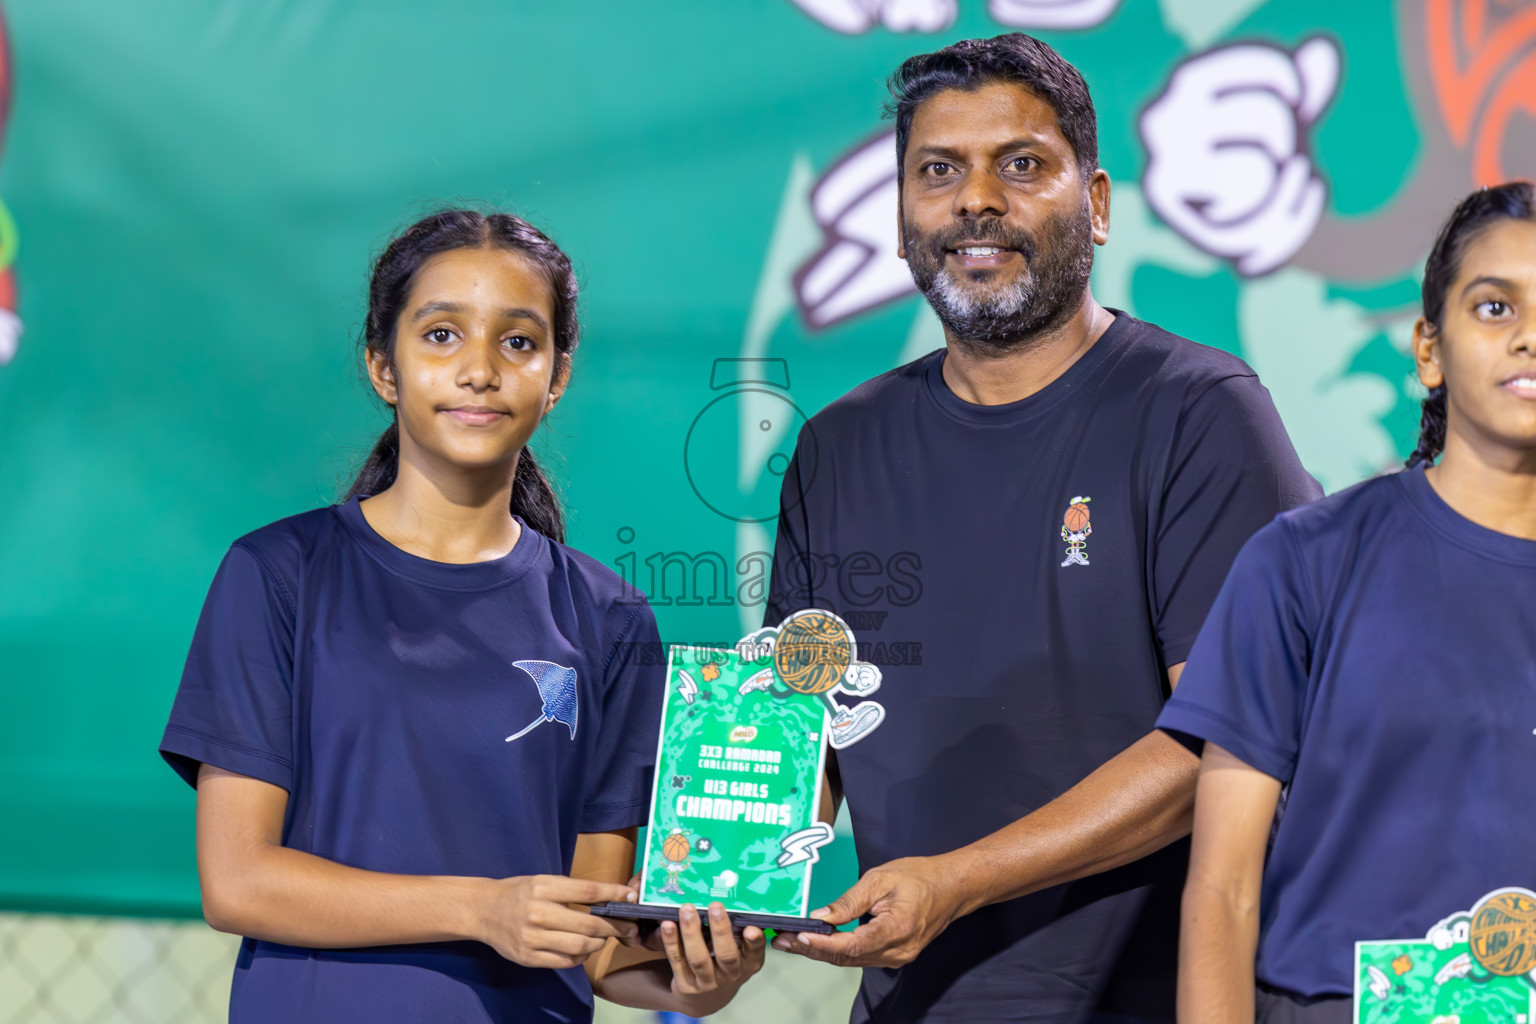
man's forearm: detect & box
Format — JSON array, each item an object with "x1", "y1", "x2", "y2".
[{"x1": 943, "y1": 729, "x2": 1199, "y2": 916}]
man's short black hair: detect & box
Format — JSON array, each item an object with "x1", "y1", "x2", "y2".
[{"x1": 887, "y1": 33, "x2": 1098, "y2": 184}]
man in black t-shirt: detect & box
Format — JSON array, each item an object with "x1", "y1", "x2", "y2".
[{"x1": 764, "y1": 34, "x2": 1320, "y2": 1023}]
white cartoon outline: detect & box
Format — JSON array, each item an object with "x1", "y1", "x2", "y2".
[
  {"x1": 788, "y1": 0, "x2": 956, "y2": 34},
  {"x1": 787, "y1": 0, "x2": 1121, "y2": 33},
  {"x1": 793, "y1": 131, "x2": 911, "y2": 328},
  {"x1": 1139, "y1": 37, "x2": 1341, "y2": 277}
]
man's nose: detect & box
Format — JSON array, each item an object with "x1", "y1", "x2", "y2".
[{"x1": 951, "y1": 169, "x2": 1008, "y2": 219}]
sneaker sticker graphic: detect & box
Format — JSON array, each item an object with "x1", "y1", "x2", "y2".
[{"x1": 1060, "y1": 496, "x2": 1092, "y2": 568}]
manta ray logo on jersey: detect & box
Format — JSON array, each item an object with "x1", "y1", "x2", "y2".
[{"x1": 505, "y1": 660, "x2": 579, "y2": 742}]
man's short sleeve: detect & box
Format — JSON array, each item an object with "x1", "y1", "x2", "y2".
[
  {"x1": 1154, "y1": 375, "x2": 1320, "y2": 666},
  {"x1": 1156, "y1": 520, "x2": 1313, "y2": 782},
  {"x1": 579, "y1": 604, "x2": 666, "y2": 833},
  {"x1": 159, "y1": 544, "x2": 296, "y2": 791}
]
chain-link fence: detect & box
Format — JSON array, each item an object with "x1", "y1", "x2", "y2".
[
  {"x1": 0, "y1": 913, "x2": 857, "y2": 1024},
  {"x1": 0, "y1": 914, "x2": 239, "y2": 1024}
]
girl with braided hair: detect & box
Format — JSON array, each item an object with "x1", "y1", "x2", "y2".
[
  {"x1": 159, "y1": 210, "x2": 762, "y2": 1022},
  {"x1": 1160, "y1": 182, "x2": 1536, "y2": 1022}
]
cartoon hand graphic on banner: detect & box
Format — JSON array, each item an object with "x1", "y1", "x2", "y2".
[
  {"x1": 1139, "y1": 37, "x2": 1340, "y2": 276},
  {"x1": 788, "y1": 0, "x2": 956, "y2": 34},
  {"x1": 793, "y1": 132, "x2": 916, "y2": 329},
  {"x1": 987, "y1": 0, "x2": 1120, "y2": 29},
  {"x1": 789, "y1": 0, "x2": 1120, "y2": 32}
]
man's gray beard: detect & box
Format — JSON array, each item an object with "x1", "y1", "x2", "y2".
[
  {"x1": 909, "y1": 203, "x2": 1095, "y2": 352},
  {"x1": 929, "y1": 270, "x2": 1042, "y2": 349}
]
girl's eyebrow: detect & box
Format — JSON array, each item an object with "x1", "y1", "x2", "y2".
[
  {"x1": 1459, "y1": 274, "x2": 1516, "y2": 297},
  {"x1": 410, "y1": 300, "x2": 549, "y2": 330}
]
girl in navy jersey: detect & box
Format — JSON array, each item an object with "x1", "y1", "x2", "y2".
[
  {"x1": 1159, "y1": 182, "x2": 1536, "y2": 1023},
  {"x1": 159, "y1": 210, "x2": 763, "y2": 1022}
]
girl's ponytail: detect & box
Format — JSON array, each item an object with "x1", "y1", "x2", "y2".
[
  {"x1": 510, "y1": 449, "x2": 565, "y2": 543},
  {"x1": 346, "y1": 421, "x2": 400, "y2": 501},
  {"x1": 1405, "y1": 385, "x2": 1446, "y2": 469}
]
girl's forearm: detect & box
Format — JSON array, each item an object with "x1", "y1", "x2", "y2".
[
  {"x1": 201, "y1": 841, "x2": 489, "y2": 949},
  {"x1": 590, "y1": 959, "x2": 669, "y2": 1010},
  {"x1": 589, "y1": 935, "x2": 757, "y2": 1016},
  {"x1": 1179, "y1": 743, "x2": 1278, "y2": 1023},
  {"x1": 593, "y1": 960, "x2": 728, "y2": 1017},
  {"x1": 1178, "y1": 879, "x2": 1260, "y2": 1024}
]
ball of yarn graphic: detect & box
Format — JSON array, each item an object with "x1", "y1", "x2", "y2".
[
  {"x1": 772, "y1": 611, "x2": 853, "y2": 696},
  {"x1": 1470, "y1": 890, "x2": 1536, "y2": 976}
]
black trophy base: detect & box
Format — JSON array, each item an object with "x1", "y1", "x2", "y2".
[{"x1": 590, "y1": 901, "x2": 835, "y2": 935}]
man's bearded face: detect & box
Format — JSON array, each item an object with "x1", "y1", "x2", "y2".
[{"x1": 902, "y1": 198, "x2": 1095, "y2": 351}]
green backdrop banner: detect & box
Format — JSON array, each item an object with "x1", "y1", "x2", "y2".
[{"x1": 1, "y1": 0, "x2": 1526, "y2": 916}]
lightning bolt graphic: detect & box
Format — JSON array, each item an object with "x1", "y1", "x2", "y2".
[
  {"x1": 1365, "y1": 965, "x2": 1391, "y2": 1001},
  {"x1": 676, "y1": 669, "x2": 700, "y2": 705},
  {"x1": 776, "y1": 822, "x2": 836, "y2": 868}
]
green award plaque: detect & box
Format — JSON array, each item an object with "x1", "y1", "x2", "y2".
[
  {"x1": 592, "y1": 610, "x2": 885, "y2": 933},
  {"x1": 1354, "y1": 888, "x2": 1536, "y2": 1024}
]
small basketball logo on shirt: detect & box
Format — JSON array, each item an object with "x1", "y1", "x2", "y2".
[{"x1": 1060, "y1": 496, "x2": 1092, "y2": 568}]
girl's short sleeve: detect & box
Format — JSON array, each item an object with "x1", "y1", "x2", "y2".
[
  {"x1": 579, "y1": 604, "x2": 665, "y2": 833},
  {"x1": 159, "y1": 544, "x2": 296, "y2": 791},
  {"x1": 1155, "y1": 519, "x2": 1315, "y2": 783}
]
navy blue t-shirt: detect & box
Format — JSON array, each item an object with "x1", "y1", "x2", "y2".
[
  {"x1": 1158, "y1": 467, "x2": 1536, "y2": 999},
  {"x1": 766, "y1": 313, "x2": 1319, "y2": 1023},
  {"x1": 160, "y1": 498, "x2": 664, "y2": 1024}
]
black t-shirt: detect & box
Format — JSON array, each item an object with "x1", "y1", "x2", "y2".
[{"x1": 765, "y1": 312, "x2": 1320, "y2": 1023}]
